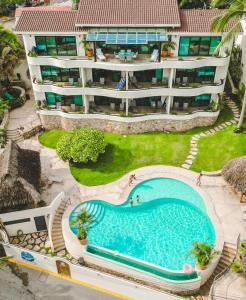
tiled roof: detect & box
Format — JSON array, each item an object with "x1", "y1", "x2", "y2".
[
  {"x1": 15, "y1": 6, "x2": 72, "y2": 17},
  {"x1": 15, "y1": 10, "x2": 78, "y2": 32},
  {"x1": 76, "y1": 0, "x2": 180, "y2": 26},
  {"x1": 171, "y1": 9, "x2": 240, "y2": 33}
]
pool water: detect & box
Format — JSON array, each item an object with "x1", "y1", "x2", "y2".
[{"x1": 69, "y1": 178, "x2": 215, "y2": 271}]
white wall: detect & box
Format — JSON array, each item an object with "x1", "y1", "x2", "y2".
[
  {"x1": 0, "y1": 192, "x2": 64, "y2": 236},
  {"x1": 2, "y1": 243, "x2": 183, "y2": 300}
]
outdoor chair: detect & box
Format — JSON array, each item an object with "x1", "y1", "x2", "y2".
[
  {"x1": 133, "y1": 51, "x2": 138, "y2": 59},
  {"x1": 183, "y1": 77, "x2": 188, "y2": 85},
  {"x1": 96, "y1": 48, "x2": 106, "y2": 61},
  {"x1": 152, "y1": 77, "x2": 157, "y2": 84},
  {"x1": 99, "y1": 77, "x2": 105, "y2": 85},
  {"x1": 150, "y1": 49, "x2": 159, "y2": 62},
  {"x1": 120, "y1": 103, "x2": 124, "y2": 111},
  {"x1": 110, "y1": 102, "x2": 116, "y2": 111},
  {"x1": 56, "y1": 102, "x2": 61, "y2": 110},
  {"x1": 126, "y1": 56, "x2": 132, "y2": 62},
  {"x1": 162, "y1": 77, "x2": 168, "y2": 86},
  {"x1": 176, "y1": 78, "x2": 181, "y2": 84},
  {"x1": 71, "y1": 104, "x2": 76, "y2": 112},
  {"x1": 183, "y1": 102, "x2": 189, "y2": 110},
  {"x1": 120, "y1": 56, "x2": 125, "y2": 62},
  {"x1": 174, "y1": 102, "x2": 179, "y2": 109}
]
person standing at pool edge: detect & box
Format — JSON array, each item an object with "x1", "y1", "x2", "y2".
[
  {"x1": 130, "y1": 198, "x2": 133, "y2": 206},
  {"x1": 196, "y1": 173, "x2": 202, "y2": 186}
]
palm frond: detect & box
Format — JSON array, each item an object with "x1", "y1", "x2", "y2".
[{"x1": 215, "y1": 21, "x2": 242, "y2": 51}]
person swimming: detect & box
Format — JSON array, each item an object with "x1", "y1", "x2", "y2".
[
  {"x1": 130, "y1": 198, "x2": 134, "y2": 206},
  {"x1": 136, "y1": 195, "x2": 140, "y2": 204}
]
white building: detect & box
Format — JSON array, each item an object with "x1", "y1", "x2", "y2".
[{"x1": 15, "y1": 1, "x2": 235, "y2": 131}]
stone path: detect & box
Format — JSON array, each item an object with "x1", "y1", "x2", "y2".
[{"x1": 182, "y1": 98, "x2": 241, "y2": 170}]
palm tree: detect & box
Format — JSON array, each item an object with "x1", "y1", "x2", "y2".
[
  {"x1": 237, "y1": 83, "x2": 246, "y2": 129},
  {"x1": 0, "y1": 25, "x2": 24, "y2": 93},
  {"x1": 0, "y1": 256, "x2": 11, "y2": 269},
  {"x1": 211, "y1": 0, "x2": 246, "y2": 129}
]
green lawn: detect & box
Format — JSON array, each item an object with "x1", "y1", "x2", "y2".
[
  {"x1": 38, "y1": 106, "x2": 237, "y2": 185},
  {"x1": 191, "y1": 124, "x2": 246, "y2": 172},
  {"x1": 39, "y1": 130, "x2": 195, "y2": 185}
]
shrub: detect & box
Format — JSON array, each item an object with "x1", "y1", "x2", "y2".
[
  {"x1": 9, "y1": 97, "x2": 25, "y2": 110},
  {"x1": 56, "y1": 128, "x2": 106, "y2": 163},
  {"x1": 0, "y1": 129, "x2": 7, "y2": 148}
]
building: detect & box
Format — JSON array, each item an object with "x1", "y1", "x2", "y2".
[{"x1": 15, "y1": 1, "x2": 236, "y2": 132}]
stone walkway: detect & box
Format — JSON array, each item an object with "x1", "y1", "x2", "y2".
[
  {"x1": 7, "y1": 93, "x2": 41, "y2": 131},
  {"x1": 182, "y1": 98, "x2": 241, "y2": 170}
]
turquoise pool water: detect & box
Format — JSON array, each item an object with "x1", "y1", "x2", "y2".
[{"x1": 69, "y1": 178, "x2": 215, "y2": 271}]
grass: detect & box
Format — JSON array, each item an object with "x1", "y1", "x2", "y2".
[
  {"x1": 38, "y1": 106, "x2": 236, "y2": 185},
  {"x1": 191, "y1": 123, "x2": 246, "y2": 172},
  {"x1": 39, "y1": 130, "x2": 195, "y2": 185}
]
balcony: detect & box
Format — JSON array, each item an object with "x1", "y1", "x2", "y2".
[
  {"x1": 27, "y1": 53, "x2": 230, "y2": 72},
  {"x1": 32, "y1": 80, "x2": 83, "y2": 95}
]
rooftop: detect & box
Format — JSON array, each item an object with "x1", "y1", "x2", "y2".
[
  {"x1": 15, "y1": 10, "x2": 78, "y2": 33},
  {"x1": 14, "y1": 2, "x2": 239, "y2": 34},
  {"x1": 76, "y1": 0, "x2": 180, "y2": 27}
]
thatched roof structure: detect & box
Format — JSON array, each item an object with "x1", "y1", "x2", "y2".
[
  {"x1": 222, "y1": 156, "x2": 246, "y2": 195},
  {"x1": 0, "y1": 141, "x2": 41, "y2": 213}
]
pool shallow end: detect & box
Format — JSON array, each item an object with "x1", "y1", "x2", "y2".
[{"x1": 62, "y1": 173, "x2": 224, "y2": 293}]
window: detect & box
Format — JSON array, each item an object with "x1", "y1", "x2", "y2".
[
  {"x1": 41, "y1": 66, "x2": 79, "y2": 82},
  {"x1": 176, "y1": 66, "x2": 215, "y2": 84},
  {"x1": 178, "y1": 36, "x2": 221, "y2": 56},
  {"x1": 35, "y1": 36, "x2": 77, "y2": 56},
  {"x1": 45, "y1": 93, "x2": 83, "y2": 106}
]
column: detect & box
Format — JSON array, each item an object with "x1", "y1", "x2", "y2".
[
  {"x1": 126, "y1": 71, "x2": 129, "y2": 90},
  {"x1": 168, "y1": 68, "x2": 174, "y2": 88},
  {"x1": 126, "y1": 99, "x2": 129, "y2": 116},
  {"x1": 166, "y1": 96, "x2": 171, "y2": 114},
  {"x1": 84, "y1": 95, "x2": 89, "y2": 114}
]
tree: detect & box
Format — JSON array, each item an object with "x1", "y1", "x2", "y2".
[
  {"x1": 0, "y1": 256, "x2": 11, "y2": 269},
  {"x1": 0, "y1": 25, "x2": 24, "y2": 92},
  {"x1": 211, "y1": 0, "x2": 245, "y2": 49},
  {"x1": 56, "y1": 128, "x2": 106, "y2": 163},
  {"x1": 237, "y1": 83, "x2": 246, "y2": 130},
  {"x1": 179, "y1": 0, "x2": 211, "y2": 9},
  {"x1": 211, "y1": 0, "x2": 246, "y2": 129},
  {"x1": 0, "y1": 0, "x2": 25, "y2": 15}
]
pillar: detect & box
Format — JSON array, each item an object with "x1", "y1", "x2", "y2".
[
  {"x1": 126, "y1": 99, "x2": 129, "y2": 116},
  {"x1": 166, "y1": 96, "x2": 171, "y2": 114},
  {"x1": 84, "y1": 95, "x2": 89, "y2": 114}
]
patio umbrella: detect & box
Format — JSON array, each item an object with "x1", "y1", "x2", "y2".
[
  {"x1": 222, "y1": 156, "x2": 246, "y2": 201},
  {"x1": 0, "y1": 141, "x2": 41, "y2": 213}
]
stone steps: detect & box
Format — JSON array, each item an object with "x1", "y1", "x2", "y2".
[
  {"x1": 182, "y1": 98, "x2": 240, "y2": 170},
  {"x1": 200, "y1": 242, "x2": 238, "y2": 297}
]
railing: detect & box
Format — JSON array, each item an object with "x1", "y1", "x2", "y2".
[
  {"x1": 87, "y1": 244, "x2": 199, "y2": 282},
  {"x1": 210, "y1": 234, "x2": 241, "y2": 300}
]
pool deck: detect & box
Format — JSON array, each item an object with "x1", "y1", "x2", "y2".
[{"x1": 19, "y1": 136, "x2": 246, "y2": 298}]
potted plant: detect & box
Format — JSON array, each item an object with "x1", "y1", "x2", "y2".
[
  {"x1": 70, "y1": 208, "x2": 95, "y2": 245},
  {"x1": 81, "y1": 39, "x2": 93, "y2": 58},
  {"x1": 189, "y1": 241, "x2": 219, "y2": 270},
  {"x1": 161, "y1": 41, "x2": 176, "y2": 58}
]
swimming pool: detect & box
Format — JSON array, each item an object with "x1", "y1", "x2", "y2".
[{"x1": 69, "y1": 178, "x2": 215, "y2": 273}]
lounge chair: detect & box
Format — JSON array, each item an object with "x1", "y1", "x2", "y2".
[
  {"x1": 126, "y1": 56, "x2": 132, "y2": 62},
  {"x1": 150, "y1": 49, "x2": 159, "y2": 62},
  {"x1": 96, "y1": 48, "x2": 106, "y2": 61}
]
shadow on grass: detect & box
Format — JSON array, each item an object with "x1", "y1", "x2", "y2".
[{"x1": 70, "y1": 143, "x2": 134, "y2": 174}]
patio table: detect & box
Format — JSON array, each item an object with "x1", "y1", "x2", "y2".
[{"x1": 118, "y1": 51, "x2": 135, "y2": 57}]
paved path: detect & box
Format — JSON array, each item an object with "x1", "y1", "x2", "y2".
[{"x1": 7, "y1": 94, "x2": 41, "y2": 131}]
